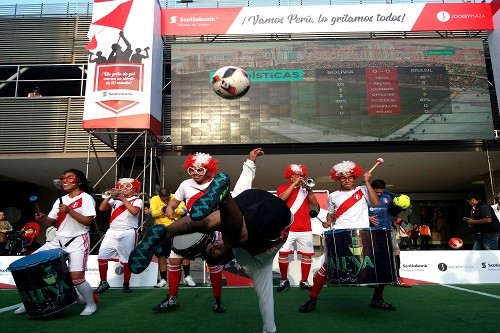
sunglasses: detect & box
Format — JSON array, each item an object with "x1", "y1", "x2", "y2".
[
  {"x1": 187, "y1": 167, "x2": 207, "y2": 176},
  {"x1": 118, "y1": 183, "x2": 133, "y2": 190},
  {"x1": 60, "y1": 175, "x2": 77, "y2": 182}
]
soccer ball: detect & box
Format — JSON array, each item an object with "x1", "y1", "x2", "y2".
[
  {"x1": 448, "y1": 237, "x2": 463, "y2": 249},
  {"x1": 393, "y1": 194, "x2": 411, "y2": 209},
  {"x1": 212, "y1": 66, "x2": 251, "y2": 100}
]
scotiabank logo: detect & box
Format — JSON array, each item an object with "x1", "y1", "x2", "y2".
[{"x1": 169, "y1": 16, "x2": 218, "y2": 24}]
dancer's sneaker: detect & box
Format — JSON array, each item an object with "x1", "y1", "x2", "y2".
[
  {"x1": 152, "y1": 296, "x2": 180, "y2": 313},
  {"x1": 129, "y1": 225, "x2": 168, "y2": 274},
  {"x1": 212, "y1": 297, "x2": 226, "y2": 313},
  {"x1": 122, "y1": 283, "x2": 132, "y2": 293},
  {"x1": 299, "y1": 296, "x2": 317, "y2": 313},
  {"x1": 299, "y1": 280, "x2": 312, "y2": 291},
  {"x1": 13, "y1": 304, "x2": 26, "y2": 315},
  {"x1": 189, "y1": 172, "x2": 230, "y2": 221},
  {"x1": 276, "y1": 279, "x2": 290, "y2": 293},
  {"x1": 95, "y1": 281, "x2": 110, "y2": 294},
  {"x1": 80, "y1": 303, "x2": 97, "y2": 316},
  {"x1": 369, "y1": 298, "x2": 396, "y2": 311},
  {"x1": 184, "y1": 275, "x2": 196, "y2": 287},
  {"x1": 154, "y1": 278, "x2": 168, "y2": 288}
]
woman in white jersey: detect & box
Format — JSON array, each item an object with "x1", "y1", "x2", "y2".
[{"x1": 14, "y1": 169, "x2": 98, "y2": 316}]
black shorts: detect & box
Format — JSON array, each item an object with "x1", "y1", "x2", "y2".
[{"x1": 233, "y1": 189, "x2": 292, "y2": 243}]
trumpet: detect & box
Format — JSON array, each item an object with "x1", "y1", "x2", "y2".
[
  {"x1": 101, "y1": 189, "x2": 123, "y2": 199},
  {"x1": 301, "y1": 178, "x2": 316, "y2": 188}
]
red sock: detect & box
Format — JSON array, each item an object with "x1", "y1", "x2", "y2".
[
  {"x1": 301, "y1": 257, "x2": 312, "y2": 282},
  {"x1": 167, "y1": 265, "x2": 182, "y2": 296},
  {"x1": 278, "y1": 256, "x2": 289, "y2": 280},
  {"x1": 310, "y1": 264, "x2": 328, "y2": 298},
  {"x1": 208, "y1": 265, "x2": 222, "y2": 298},
  {"x1": 122, "y1": 263, "x2": 131, "y2": 284},
  {"x1": 98, "y1": 259, "x2": 108, "y2": 281}
]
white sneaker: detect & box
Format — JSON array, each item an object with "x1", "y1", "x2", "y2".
[
  {"x1": 154, "y1": 278, "x2": 168, "y2": 288},
  {"x1": 14, "y1": 304, "x2": 26, "y2": 315},
  {"x1": 80, "y1": 303, "x2": 97, "y2": 316},
  {"x1": 184, "y1": 275, "x2": 196, "y2": 287}
]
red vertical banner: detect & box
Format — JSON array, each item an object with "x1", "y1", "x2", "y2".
[
  {"x1": 83, "y1": 0, "x2": 163, "y2": 136},
  {"x1": 365, "y1": 68, "x2": 401, "y2": 116}
]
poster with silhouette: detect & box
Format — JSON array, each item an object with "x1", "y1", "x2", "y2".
[{"x1": 83, "y1": 0, "x2": 162, "y2": 136}]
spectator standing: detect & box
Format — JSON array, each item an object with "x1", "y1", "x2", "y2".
[
  {"x1": 464, "y1": 193, "x2": 500, "y2": 250},
  {"x1": 409, "y1": 223, "x2": 420, "y2": 250},
  {"x1": 419, "y1": 222, "x2": 432, "y2": 250},
  {"x1": 368, "y1": 179, "x2": 410, "y2": 287},
  {"x1": 149, "y1": 188, "x2": 190, "y2": 288},
  {"x1": 0, "y1": 211, "x2": 13, "y2": 254}
]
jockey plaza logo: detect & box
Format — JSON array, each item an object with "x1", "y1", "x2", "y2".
[{"x1": 436, "y1": 10, "x2": 486, "y2": 23}]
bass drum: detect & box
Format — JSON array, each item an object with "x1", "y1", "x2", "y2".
[
  {"x1": 324, "y1": 228, "x2": 397, "y2": 286},
  {"x1": 171, "y1": 232, "x2": 216, "y2": 259}
]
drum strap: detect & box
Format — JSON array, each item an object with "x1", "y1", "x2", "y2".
[
  {"x1": 59, "y1": 236, "x2": 77, "y2": 248},
  {"x1": 334, "y1": 189, "x2": 364, "y2": 220}
]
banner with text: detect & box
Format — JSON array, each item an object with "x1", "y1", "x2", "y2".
[
  {"x1": 400, "y1": 250, "x2": 500, "y2": 284},
  {"x1": 83, "y1": 0, "x2": 163, "y2": 136},
  {"x1": 162, "y1": 3, "x2": 493, "y2": 36}
]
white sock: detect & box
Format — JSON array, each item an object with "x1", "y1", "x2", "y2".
[{"x1": 75, "y1": 280, "x2": 95, "y2": 306}]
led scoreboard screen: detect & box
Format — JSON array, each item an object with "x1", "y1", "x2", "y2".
[{"x1": 171, "y1": 38, "x2": 493, "y2": 145}]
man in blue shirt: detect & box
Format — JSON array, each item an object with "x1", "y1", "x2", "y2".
[{"x1": 368, "y1": 179, "x2": 411, "y2": 287}]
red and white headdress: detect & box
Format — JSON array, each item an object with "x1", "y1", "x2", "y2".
[
  {"x1": 183, "y1": 152, "x2": 219, "y2": 176},
  {"x1": 330, "y1": 161, "x2": 363, "y2": 181},
  {"x1": 284, "y1": 164, "x2": 308, "y2": 179},
  {"x1": 115, "y1": 178, "x2": 141, "y2": 193}
]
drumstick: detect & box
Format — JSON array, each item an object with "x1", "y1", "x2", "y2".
[
  {"x1": 53, "y1": 179, "x2": 64, "y2": 205},
  {"x1": 29, "y1": 195, "x2": 41, "y2": 214},
  {"x1": 368, "y1": 158, "x2": 384, "y2": 173}
]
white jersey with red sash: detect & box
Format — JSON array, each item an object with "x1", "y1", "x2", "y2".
[
  {"x1": 47, "y1": 191, "x2": 96, "y2": 238},
  {"x1": 328, "y1": 186, "x2": 370, "y2": 230},
  {"x1": 174, "y1": 178, "x2": 213, "y2": 210},
  {"x1": 108, "y1": 196, "x2": 143, "y2": 231}
]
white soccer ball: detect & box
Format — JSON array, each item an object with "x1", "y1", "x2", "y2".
[{"x1": 212, "y1": 66, "x2": 251, "y2": 100}]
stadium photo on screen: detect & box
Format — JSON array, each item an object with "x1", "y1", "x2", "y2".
[{"x1": 171, "y1": 38, "x2": 493, "y2": 145}]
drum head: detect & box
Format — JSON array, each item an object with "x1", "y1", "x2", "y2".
[
  {"x1": 8, "y1": 249, "x2": 65, "y2": 271},
  {"x1": 172, "y1": 232, "x2": 205, "y2": 249},
  {"x1": 172, "y1": 232, "x2": 215, "y2": 259}
]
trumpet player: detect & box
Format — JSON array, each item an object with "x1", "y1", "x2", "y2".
[
  {"x1": 276, "y1": 164, "x2": 318, "y2": 292},
  {"x1": 96, "y1": 178, "x2": 143, "y2": 294}
]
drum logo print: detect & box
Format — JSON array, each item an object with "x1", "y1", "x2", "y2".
[
  {"x1": 327, "y1": 234, "x2": 375, "y2": 282},
  {"x1": 42, "y1": 265, "x2": 57, "y2": 285},
  {"x1": 325, "y1": 229, "x2": 398, "y2": 286},
  {"x1": 19, "y1": 263, "x2": 74, "y2": 310},
  {"x1": 348, "y1": 236, "x2": 363, "y2": 256}
]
